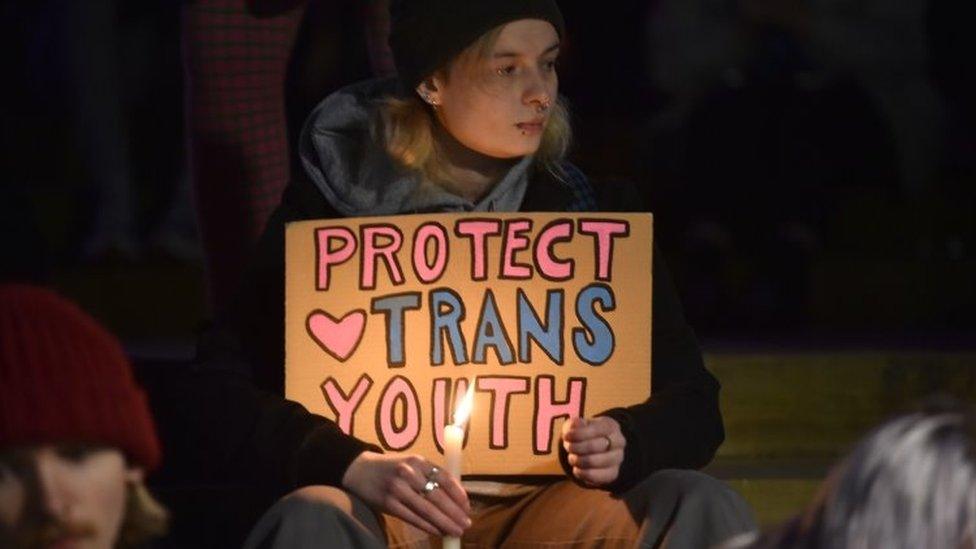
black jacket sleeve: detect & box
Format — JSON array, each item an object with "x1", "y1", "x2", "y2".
[
  {"x1": 190, "y1": 174, "x2": 380, "y2": 493},
  {"x1": 185, "y1": 170, "x2": 719, "y2": 495},
  {"x1": 557, "y1": 181, "x2": 725, "y2": 493}
]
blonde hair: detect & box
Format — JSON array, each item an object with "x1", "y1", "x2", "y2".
[
  {"x1": 375, "y1": 25, "x2": 572, "y2": 186},
  {"x1": 116, "y1": 480, "x2": 168, "y2": 548}
]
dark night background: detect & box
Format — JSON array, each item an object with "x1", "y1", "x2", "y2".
[
  {"x1": 2, "y1": 0, "x2": 975, "y2": 544},
  {"x1": 3, "y1": 0, "x2": 973, "y2": 346}
]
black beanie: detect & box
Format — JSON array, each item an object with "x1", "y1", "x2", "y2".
[{"x1": 389, "y1": 0, "x2": 565, "y2": 92}]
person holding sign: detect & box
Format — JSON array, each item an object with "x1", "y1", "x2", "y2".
[
  {"x1": 730, "y1": 402, "x2": 976, "y2": 549},
  {"x1": 188, "y1": 0, "x2": 757, "y2": 547}
]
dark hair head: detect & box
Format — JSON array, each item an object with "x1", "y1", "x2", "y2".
[
  {"x1": 388, "y1": 0, "x2": 564, "y2": 91},
  {"x1": 817, "y1": 406, "x2": 976, "y2": 548},
  {"x1": 750, "y1": 403, "x2": 976, "y2": 549}
]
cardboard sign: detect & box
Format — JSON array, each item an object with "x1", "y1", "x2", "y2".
[{"x1": 285, "y1": 213, "x2": 652, "y2": 475}]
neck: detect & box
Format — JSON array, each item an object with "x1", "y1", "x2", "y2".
[{"x1": 432, "y1": 122, "x2": 519, "y2": 203}]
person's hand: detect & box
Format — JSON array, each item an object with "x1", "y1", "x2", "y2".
[
  {"x1": 341, "y1": 452, "x2": 471, "y2": 536},
  {"x1": 561, "y1": 417, "x2": 626, "y2": 487}
]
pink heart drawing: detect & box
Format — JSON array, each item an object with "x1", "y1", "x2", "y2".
[{"x1": 306, "y1": 309, "x2": 367, "y2": 362}]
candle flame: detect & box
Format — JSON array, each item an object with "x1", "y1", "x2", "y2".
[{"x1": 452, "y1": 381, "x2": 476, "y2": 427}]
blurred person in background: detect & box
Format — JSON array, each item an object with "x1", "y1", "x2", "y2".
[
  {"x1": 643, "y1": 0, "x2": 942, "y2": 331},
  {"x1": 2, "y1": 0, "x2": 195, "y2": 268},
  {"x1": 183, "y1": 0, "x2": 395, "y2": 313},
  {"x1": 726, "y1": 401, "x2": 976, "y2": 549},
  {"x1": 0, "y1": 285, "x2": 168, "y2": 548},
  {"x1": 648, "y1": 0, "x2": 941, "y2": 197}
]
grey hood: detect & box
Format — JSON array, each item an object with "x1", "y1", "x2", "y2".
[{"x1": 299, "y1": 77, "x2": 531, "y2": 217}]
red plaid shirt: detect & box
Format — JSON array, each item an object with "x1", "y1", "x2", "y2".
[{"x1": 183, "y1": 0, "x2": 392, "y2": 310}]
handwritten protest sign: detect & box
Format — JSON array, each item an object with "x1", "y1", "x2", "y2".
[{"x1": 285, "y1": 213, "x2": 652, "y2": 475}]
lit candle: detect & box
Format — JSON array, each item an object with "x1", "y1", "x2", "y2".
[{"x1": 443, "y1": 382, "x2": 475, "y2": 549}]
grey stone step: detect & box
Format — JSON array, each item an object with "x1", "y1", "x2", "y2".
[
  {"x1": 703, "y1": 350, "x2": 976, "y2": 525},
  {"x1": 708, "y1": 350, "x2": 976, "y2": 460}
]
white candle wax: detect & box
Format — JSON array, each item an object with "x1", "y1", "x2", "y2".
[
  {"x1": 443, "y1": 423, "x2": 464, "y2": 549},
  {"x1": 445, "y1": 424, "x2": 464, "y2": 479}
]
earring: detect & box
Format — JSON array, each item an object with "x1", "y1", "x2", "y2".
[{"x1": 421, "y1": 93, "x2": 438, "y2": 109}]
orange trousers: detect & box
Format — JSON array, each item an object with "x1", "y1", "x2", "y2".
[{"x1": 244, "y1": 470, "x2": 756, "y2": 548}]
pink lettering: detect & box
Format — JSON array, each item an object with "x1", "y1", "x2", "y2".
[
  {"x1": 534, "y1": 220, "x2": 574, "y2": 280},
  {"x1": 501, "y1": 219, "x2": 533, "y2": 279},
  {"x1": 477, "y1": 377, "x2": 530, "y2": 449},
  {"x1": 361, "y1": 225, "x2": 405, "y2": 289},
  {"x1": 413, "y1": 223, "x2": 449, "y2": 283},
  {"x1": 377, "y1": 376, "x2": 420, "y2": 451},
  {"x1": 579, "y1": 220, "x2": 629, "y2": 281},
  {"x1": 534, "y1": 376, "x2": 586, "y2": 454},
  {"x1": 320, "y1": 375, "x2": 373, "y2": 435},
  {"x1": 455, "y1": 220, "x2": 501, "y2": 281},
  {"x1": 316, "y1": 227, "x2": 357, "y2": 291}
]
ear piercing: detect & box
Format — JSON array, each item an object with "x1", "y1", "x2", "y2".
[{"x1": 420, "y1": 93, "x2": 439, "y2": 109}]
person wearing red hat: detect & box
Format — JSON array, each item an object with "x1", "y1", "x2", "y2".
[{"x1": 0, "y1": 285, "x2": 168, "y2": 549}]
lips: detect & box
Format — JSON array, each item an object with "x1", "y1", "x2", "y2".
[
  {"x1": 47, "y1": 537, "x2": 83, "y2": 549},
  {"x1": 516, "y1": 119, "x2": 545, "y2": 133}
]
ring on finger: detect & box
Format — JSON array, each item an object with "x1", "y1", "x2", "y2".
[
  {"x1": 427, "y1": 466, "x2": 440, "y2": 481},
  {"x1": 421, "y1": 479, "x2": 440, "y2": 496}
]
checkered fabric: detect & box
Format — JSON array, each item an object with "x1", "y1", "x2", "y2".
[
  {"x1": 183, "y1": 0, "x2": 306, "y2": 310},
  {"x1": 183, "y1": 1, "x2": 394, "y2": 311},
  {"x1": 560, "y1": 162, "x2": 598, "y2": 211}
]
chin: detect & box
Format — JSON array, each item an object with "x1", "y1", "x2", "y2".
[
  {"x1": 494, "y1": 141, "x2": 541, "y2": 159},
  {"x1": 481, "y1": 148, "x2": 534, "y2": 160}
]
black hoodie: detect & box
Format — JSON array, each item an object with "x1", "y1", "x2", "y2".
[{"x1": 190, "y1": 78, "x2": 724, "y2": 496}]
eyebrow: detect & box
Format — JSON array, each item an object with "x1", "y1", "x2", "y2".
[{"x1": 492, "y1": 42, "x2": 560, "y2": 59}]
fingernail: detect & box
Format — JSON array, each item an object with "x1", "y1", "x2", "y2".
[{"x1": 465, "y1": 517, "x2": 473, "y2": 527}]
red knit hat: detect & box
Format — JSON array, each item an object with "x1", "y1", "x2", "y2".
[{"x1": 0, "y1": 284, "x2": 161, "y2": 471}]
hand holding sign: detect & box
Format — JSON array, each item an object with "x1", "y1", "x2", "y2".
[
  {"x1": 287, "y1": 213, "x2": 652, "y2": 475},
  {"x1": 561, "y1": 416, "x2": 626, "y2": 487},
  {"x1": 342, "y1": 452, "x2": 472, "y2": 536}
]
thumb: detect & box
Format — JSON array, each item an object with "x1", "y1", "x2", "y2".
[{"x1": 561, "y1": 416, "x2": 586, "y2": 438}]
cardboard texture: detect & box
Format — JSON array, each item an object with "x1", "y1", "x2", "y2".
[{"x1": 285, "y1": 213, "x2": 652, "y2": 475}]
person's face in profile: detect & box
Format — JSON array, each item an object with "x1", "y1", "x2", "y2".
[
  {"x1": 429, "y1": 19, "x2": 561, "y2": 159},
  {"x1": 0, "y1": 445, "x2": 142, "y2": 549}
]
